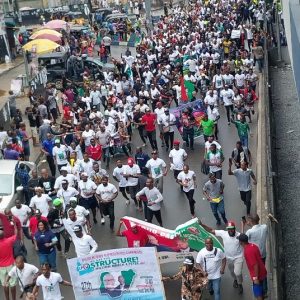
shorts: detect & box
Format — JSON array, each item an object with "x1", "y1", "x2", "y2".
[
  {"x1": 253, "y1": 281, "x2": 264, "y2": 297},
  {"x1": 79, "y1": 196, "x2": 98, "y2": 209},
  {"x1": 0, "y1": 265, "x2": 17, "y2": 287}
]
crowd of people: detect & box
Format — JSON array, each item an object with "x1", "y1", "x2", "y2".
[{"x1": 0, "y1": 0, "x2": 274, "y2": 299}]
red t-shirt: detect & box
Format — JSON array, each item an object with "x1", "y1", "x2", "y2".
[
  {"x1": 29, "y1": 216, "x2": 48, "y2": 237},
  {"x1": 122, "y1": 229, "x2": 149, "y2": 248},
  {"x1": 244, "y1": 243, "x2": 267, "y2": 281},
  {"x1": 0, "y1": 235, "x2": 16, "y2": 267},
  {"x1": 0, "y1": 213, "x2": 22, "y2": 240},
  {"x1": 142, "y1": 113, "x2": 156, "y2": 132},
  {"x1": 86, "y1": 144, "x2": 102, "y2": 161}
]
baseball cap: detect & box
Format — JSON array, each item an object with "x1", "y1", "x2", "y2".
[
  {"x1": 61, "y1": 179, "x2": 68, "y2": 184},
  {"x1": 81, "y1": 172, "x2": 88, "y2": 177},
  {"x1": 226, "y1": 221, "x2": 236, "y2": 229},
  {"x1": 236, "y1": 233, "x2": 248, "y2": 242},
  {"x1": 183, "y1": 256, "x2": 194, "y2": 265},
  {"x1": 35, "y1": 209, "x2": 41, "y2": 215},
  {"x1": 60, "y1": 166, "x2": 68, "y2": 172},
  {"x1": 173, "y1": 140, "x2": 180, "y2": 145},
  {"x1": 55, "y1": 139, "x2": 60, "y2": 143},
  {"x1": 69, "y1": 197, "x2": 77, "y2": 203},
  {"x1": 73, "y1": 225, "x2": 82, "y2": 232},
  {"x1": 53, "y1": 198, "x2": 63, "y2": 207}
]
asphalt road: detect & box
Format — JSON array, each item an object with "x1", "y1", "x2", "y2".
[{"x1": 0, "y1": 46, "x2": 258, "y2": 300}]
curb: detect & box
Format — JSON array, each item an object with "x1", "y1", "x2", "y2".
[{"x1": 0, "y1": 60, "x2": 24, "y2": 78}]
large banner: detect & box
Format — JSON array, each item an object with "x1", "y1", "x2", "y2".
[
  {"x1": 120, "y1": 217, "x2": 224, "y2": 264},
  {"x1": 169, "y1": 100, "x2": 206, "y2": 139},
  {"x1": 67, "y1": 247, "x2": 166, "y2": 300}
]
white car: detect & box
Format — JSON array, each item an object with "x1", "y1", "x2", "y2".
[{"x1": 0, "y1": 160, "x2": 36, "y2": 212}]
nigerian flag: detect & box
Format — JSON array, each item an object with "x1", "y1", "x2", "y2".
[{"x1": 184, "y1": 80, "x2": 195, "y2": 100}]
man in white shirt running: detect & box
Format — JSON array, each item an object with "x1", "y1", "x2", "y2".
[
  {"x1": 5, "y1": 256, "x2": 39, "y2": 299},
  {"x1": 146, "y1": 150, "x2": 167, "y2": 194},
  {"x1": 31, "y1": 263, "x2": 71, "y2": 300},
  {"x1": 11, "y1": 199, "x2": 31, "y2": 240},
  {"x1": 200, "y1": 220, "x2": 244, "y2": 294},
  {"x1": 169, "y1": 140, "x2": 188, "y2": 184},
  {"x1": 196, "y1": 238, "x2": 226, "y2": 299},
  {"x1": 177, "y1": 165, "x2": 197, "y2": 218},
  {"x1": 72, "y1": 225, "x2": 98, "y2": 258},
  {"x1": 95, "y1": 176, "x2": 118, "y2": 232}
]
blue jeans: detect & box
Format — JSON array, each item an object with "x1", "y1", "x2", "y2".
[
  {"x1": 209, "y1": 277, "x2": 221, "y2": 300},
  {"x1": 38, "y1": 250, "x2": 57, "y2": 271},
  {"x1": 210, "y1": 200, "x2": 228, "y2": 224},
  {"x1": 239, "y1": 135, "x2": 249, "y2": 148}
]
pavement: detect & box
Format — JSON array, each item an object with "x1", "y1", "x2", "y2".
[
  {"x1": 0, "y1": 54, "x2": 259, "y2": 300},
  {"x1": 0, "y1": 14, "x2": 262, "y2": 300}
]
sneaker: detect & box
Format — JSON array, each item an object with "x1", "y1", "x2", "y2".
[
  {"x1": 63, "y1": 252, "x2": 69, "y2": 259},
  {"x1": 191, "y1": 214, "x2": 196, "y2": 219},
  {"x1": 228, "y1": 122, "x2": 230, "y2": 125},
  {"x1": 93, "y1": 218, "x2": 98, "y2": 224},
  {"x1": 126, "y1": 200, "x2": 130, "y2": 206},
  {"x1": 238, "y1": 284, "x2": 243, "y2": 294},
  {"x1": 233, "y1": 280, "x2": 238, "y2": 288},
  {"x1": 216, "y1": 220, "x2": 221, "y2": 226},
  {"x1": 145, "y1": 219, "x2": 148, "y2": 222},
  {"x1": 101, "y1": 218, "x2": 105, "y2": 224}
]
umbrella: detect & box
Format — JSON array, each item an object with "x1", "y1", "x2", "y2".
[
  {"x1": 29, "y1": 34, "x2": 61, "y2": 42},
  {"x1": 22, "y1": 39, "x2": 59, "y2": 55},
  {"x1": 45, "y1": 20, "x2": 67, "y2": 29},
  {"x1": 30, "y1": 29, "x2": 62, "y2": 39}
]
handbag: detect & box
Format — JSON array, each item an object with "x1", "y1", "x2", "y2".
[{"x1": 16, "y1": 269, "x2": 34, "y2": 298}]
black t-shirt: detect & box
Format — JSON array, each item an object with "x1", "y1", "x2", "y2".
[{"x1": 39, "y1": 176, "x2": 56, "y2": 193}]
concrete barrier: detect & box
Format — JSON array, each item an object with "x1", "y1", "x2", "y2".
[{"x1": 255, "y1": 10, "x2": 281, "y2": 299}]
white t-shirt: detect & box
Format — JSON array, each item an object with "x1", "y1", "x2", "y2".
[
  {"x1": 81, "y1": 130, "x2": 95, "y2": 147},
  {"x1": 220, "y1": 89, "x2": 235, "y2": 106},
  {"x1": 169, "y1": 148, "x2": 187, "y2": 170},
  {"x1": 215, "y1": 230, "x2": 243, "y2": 259},
  {"x1": 235, "y1": 73, "x2": 246, "y2": 87},
  {"x1": 146, "y1": 158, "x2": 167, "y2": 179},
  {"x1": 96, "y1": 183, "x2": 118, "y2": 202},
  {"x1": 177, "y1": 170, "x2": 196, "y2": 192},
  {"x1": 73, "y1": 234, "x2": 98, "y2": 257},
  {"x1": 196, "y1": 247, "x2": 225, "y2": 280},
  {"x1": 11, "y1": 205, "x2": 31, "y2": 227},
  {"x1": 205, "y1": 141, "x2": 222, "y2": 153},
  {"x1": 54, "y1": 174, "x2": 77, "y2": 189},
  {"x1": 29, "y1": 194, "x2": 51, "y2": 217},
  {"x1": 113, "y1": 166, "x2": 127, "y2": 188},
  {"x1": 36, "y1": 272, "x2": 63, "y2": 300},
  {"x1": 8, "y1": 263, "x2": 39, "y2": 291},
  {"x1": 72, "y1": 205, "x2": 89, "y2": 219},
  {"x1": 57, "y1": 187, "x2": 79, "y2": 206},
  {"x1": 78, "y1": 180, "x2": 97, "y2": 198},
  {"x1": 63, "y1": 216, "x2": 87, "y2": 239},
  {"x1": 52, "y1": 145, "x2": 68, "y2": 165},
  {"x1": 213, "y1": 74, "x2": 223, "y2": 89},
  {"x1": 158, "y1": 113, "x2": 176, "y2": 133},
  {"x1": 123, "y1": 164, "x2": 140, "y2": 186}
]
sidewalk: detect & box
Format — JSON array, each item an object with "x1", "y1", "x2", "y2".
[{"x1": 0, "y1": 56, "x2": 24, "y2": 77}]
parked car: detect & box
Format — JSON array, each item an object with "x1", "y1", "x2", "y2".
[
  {"x1": 0, "y1": 160, "x2": 36, "y2": 212},
  {"x1": 38, "y1": 52, "x2": 114, "y2": 86}
]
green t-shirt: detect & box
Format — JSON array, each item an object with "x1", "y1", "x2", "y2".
[
  {"x1": 234, "y1": 121, "x2": 250, "y2": 137},
  {"x1": 201, "y1": 119, "x2": 215, "y2": 136}
]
